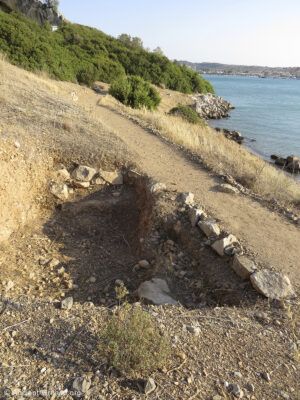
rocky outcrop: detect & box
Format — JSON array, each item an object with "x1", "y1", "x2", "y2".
[
  {"x1": 215, "y1": 128, "x2": 244, "y2": 144},
  {"x1": 191, "y1": 93, "x2": 234, "y2": 119},
  {"x1": 271, "y1": 154, "x2": 300, "y2": 174},
  {"x1": 0, "y1": 0, "x2": 64, "y2": 25}
]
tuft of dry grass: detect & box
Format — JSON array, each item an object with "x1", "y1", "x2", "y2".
[{"x1": 100, "y1": 94, "x2": 300, "y2": 205}]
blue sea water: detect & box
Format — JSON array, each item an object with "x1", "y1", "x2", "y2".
[{"x1": 204, "y1": 75, "x2": 300, "y2": 160}]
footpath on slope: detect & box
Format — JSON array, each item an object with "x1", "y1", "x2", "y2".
[{"x1": 79, "y1": 93, "x2": 300, "y2": 290}]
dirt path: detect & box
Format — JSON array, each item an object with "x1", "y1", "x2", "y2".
[{"x1": 81, "y1": 97, "x2": 300, "y2": 289}]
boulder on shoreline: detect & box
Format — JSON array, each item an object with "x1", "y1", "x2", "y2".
[
  {"x1": 271, "y1": 154, "x2": 300, "y2": 174},
  {"x1": 191, "y1": 93, "x2": 234, "y2": 120},
  {"x1": 215, "y1": 128, "x2": 244, "y2": 144}
]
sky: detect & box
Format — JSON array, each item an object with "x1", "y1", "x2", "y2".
[{"x1": 58, "y1": 0, "x2": 300, "y2": 67}]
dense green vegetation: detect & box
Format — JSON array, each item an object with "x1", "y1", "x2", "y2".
[
  {"x1": 170, "y1": 105, "x2": 206, "y2": 126},
  {"x1": 109, "y1": 76, "x2": 161, "y2": 110},
  {"x1": 0, "y1": 10, "x2": 214, "y2": 93}
]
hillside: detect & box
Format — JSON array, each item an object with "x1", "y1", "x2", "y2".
[
  {"x1": 0, "y1": 56, "x2": 299, "y2": 400},
  {"x1": 180, "y1": 61, "x2": 300, "y2": 79},
  {"x1": 0, "y1": 8, "x2": 214, "y2": 93}
]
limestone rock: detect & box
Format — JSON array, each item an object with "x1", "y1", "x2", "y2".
[
  {"x1": 250, "y1": 270, "x2": 296, "y2": 300},
  {"x1": 144, "y1": 378, "x2": 156, "y2": 395},
  {"x1": 74, "y1": 181, "x2": 90, "y2": 189},
  {"x1": 0, "y1": 0, "x2": 65, "y2": 25},
  {"x1": 148, "y1": 182, "x2": 166, "y2": 194},
  {"x1": 99, "y1": 170, "x2": 123, "y2": 185},
  {"x1": 211, "y1": 234, "x2": 238, "y2": 256},
  {"x1": 137, "y1": 279, "x2": 178, "y2": 306},
  {"x1": 72, "y1": 165, "x2": 96, "y2": 182},
  {"x1": 217, "y1": 184, "x2": 239, "y2": 194},
  {"x1": 198, "y1": 218, "x2": 220, "y2": 237},
  {"x1": 50, "y1": 183, "x2": 68, "y2": 200},
  {"x1": 178, "y1": 192, "x2": 194, "y2": 206},
  {"x1": 72, "y1": 377, "x2": 91, "y2": 394},
  {"x1": 189, "y1": 207, "x2": 206, "y2": 227},
  {"x1": 192, "y1": 93, "x2": 234, "y2": 119},
  {"x1": 56, "y1": 169, "x2": 70, "y2": 181},
  {"x1": 61, "y1": 297, "x2": 73, "y2": 310},
  {"x1": 232, "y1": 255, "x2": 257, "y2": 280}
]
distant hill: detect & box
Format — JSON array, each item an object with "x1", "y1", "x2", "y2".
[
  {"x1": 179, "y1": 61, "x2": 300, "y2": 79},
  {"x1": 0, "y1": 9, "x2": 214, "y2": 93}
]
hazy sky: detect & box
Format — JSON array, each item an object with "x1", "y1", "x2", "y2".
[{"x1": 59, "y1": 0, "x2": 300, "y2": 67}]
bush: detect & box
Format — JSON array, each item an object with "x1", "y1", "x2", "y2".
[
  {"x1": 0, "y1": 10, "x2": 214, "y2": 94},
  {"x1": 109, "y1": 75, "x2": 161, "y2": 110},
  {"x1": 170, "y1": 105, "x2": 205, "y2": 125},
  {"x1": 100, "y1": 284, "x2": 171, "y2": 377}
]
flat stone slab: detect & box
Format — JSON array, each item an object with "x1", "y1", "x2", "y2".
[
  {"x1": 250, "y1": 270, "x2": 296, "y2": 300},
  {"x1": 99, "y1": 170, "x2": 123, "y2": 185},
  {"x1": 137, "y1": 278, "x2": 179, "y2": 306}
]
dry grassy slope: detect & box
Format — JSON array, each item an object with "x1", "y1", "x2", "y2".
[{"x1": 0, "y1": 58, "x2": 299, "y2": 290}]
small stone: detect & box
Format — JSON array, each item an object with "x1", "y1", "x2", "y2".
[
  {"x1": 14, "y1": 141, "x2": 21, "y2": 148},
  {"x1": 245, "y1": 383, "x2": 255, "y2": 393},
  {"x1": 186, "y1": 326, "x2": 201, "y2": 336},
  {"x1": 74, "y1": 180, "x2": 90, "y2": 188},
  {"x1": 138, "y1": 260, "x2": 151, "y2": 269},
  {"x1": 72, "y1": 376, "x2": 91, "y2": 394},
  {"x1": 280, "y1": 391, "x2": 290, "y2": 399},
  {"x1": 229, "y1": 383, "x2": 244, "y2": 398},
  {"x1": 232, "y1": 371, "x2": 243, "y2": 379},
  {"x1": 95, "y1": 177, "x2": 106, "y2": 185},
  {"x1": 250, "y1": 270, "x2": 296, "y2": 300},
  {"x1": 5, "y1": 280, "x2": 14, "y2": 291},
  {"x1": 148, "y1": 182, "x2": 166, "y2": 194},
  {"x1": 99, "y1": 170, "x2": 123, "y2": 185},
  {"x1": 89, "y1": 276, "x2": 96, "y2": 283},
  {"x1": 72, "y1": 165, "x2": 96, "y2": 182},
  {"x1": 50, "y1": 184, "x2": 69, "y2": 200},
  {"x1": 254, "y1": 311, "x2": 270, "y2": 323},
  {"x1": 232, "y1": 255, "x2": 257, "y2": 280},
  {"x1": 178, "y1": 192, "x2": 195, "y2": 206},
  {"x1": 217, "y1": 184, "x2": 239, "y2": 194},
  {"x1": 115, "y1": 279, "x2": 124, "y2": 286},
  {"x1": 49, "y1": 258, "x2": 60, "y2": 268},
  {"x1": 57, "y1": 267, "x2": 65, "y2": 275},
  {"x1": 137, "y1": 278, "x2": 178, "y2": 306},
  {"x1": 189, "y1": 207, "x2": 206, "y2": 226},
  {"x1": 61, "y1": 297, "x2": 73, "y2": 310},
  {"x1": 198, "y1": 218, "x2": 220, "y2": 237},
  {"x1": 211, "y1": 234, "x2": 238, "y2": 256},
  {"x1": 144, "y1": 378, "x2": 156, "y2": 395},
  {"x1": 261, "y1": 372, "x2": 271, "y2": 382},
  {"x1": 56, "y1": 169, "x2": 70, "y2": 181}
]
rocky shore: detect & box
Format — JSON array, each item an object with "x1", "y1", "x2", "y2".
[
  {"x1": 271, "y1": 154, "x2": 300, "y2": 174},
  {"x1": 191, "y1": 93, "x2": 234, "y2": 119}
]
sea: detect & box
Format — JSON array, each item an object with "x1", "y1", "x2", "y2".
[{"x1": 204, "y1": 74, "x2": 300, "y2": 160}]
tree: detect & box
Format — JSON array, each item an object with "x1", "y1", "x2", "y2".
[
  {"x1": 118, "y1": 33, "x2": 131, "y2": 47},
  {"x1": 131, "y1": 36, "x2": 143, "y2": 50},
  {"x1": 153, "y1": 46, "x2": 164, "y2": 56}
]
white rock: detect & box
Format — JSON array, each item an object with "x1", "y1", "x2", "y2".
[
  {"x1": 217, "y1": 184, "x2": 239, "y2": 194},
  {"x1": 5, "y1": 280, "x2": 14, "y2": 291},
  {"x1": 144, "y1": 378, "x2": 156, "y2": 395},
  {"x1": 14, "y1": 141, "x2": 20, "y2": 148},
  {"x1": 138, "y1": 259, "x2": 151, "y2": 269},
  {"x1": 56, "y1": 169, "x2": 70, "y2": 181},
  {"x1": 99, "y1": 170, "x2": 123, "y2": 185},
  {"x1": 137, "y1": 278, "x2": 178, "y2": 306},
  {"x1": 72, "y1": 377, "x2": 91, "y2": 394},
  {"x1": 61, "y1": 297, "x2": 73, "y2": 310},
  {"x1": 74, "y1": 181, "x2": 90, "y2": 188},
  {"x1": 250, "y1": 270, "x2": 296, "y2": 300},
  {"x1": 179, "y1": 192, "x2": 195, "y2": 206},
  {"x1": 50, "y1": 183, "x2": 69, "y2": 200},
  {"x1": 189, "y1": 207, "x2": 206, "y2": 226},
  {"x1": 198, "y1": 218, "x2": 220, "y2": 237},
  {"x1": 148, "y1": 182, "x2": 166, "y2": 194},
  {"x1": 72, "y1": 165, "x2": 96, "y2": 182},
  {"x1": 232, "y1": 255, "x2": 256, "y2": 280},
  {"x1": 211, "y1": 234, "x2": 238, "y2": 256}
]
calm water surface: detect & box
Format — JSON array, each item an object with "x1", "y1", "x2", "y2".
[{"x1": 205, "y1": 75, "x2": 300, "y2": 159}]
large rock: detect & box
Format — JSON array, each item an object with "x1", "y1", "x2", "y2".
[
  {"x1": 0, "y1": 0, "x2": 65, "y2": 25},
  {"x1": 99, "y1": 170, "x2": 123, "y2": 185},
  {"x1": 250, "y1": 270, "x2": 296, "y2": 300},
  {"x1": 137, "y1": 279, "x2": 178, "y2": 306},
  {"x1": 232, "y1": 255, "x2": 256, "y2": 280},
  {"x1": 211, "y1": 234, "x2": 238, "y2": 256},
  {"x1": 72, "y1": 165, "x2": 96, "y2": 182},
  {"x1": 198, "y1": 218, "x2": 220, "y2": 237},
  {"x1": 189, "y1": 207, "x2": 206, "y2": 226},
  {"x1": 178, "y1": 192, "x2": 194, "y2": 206},
  {"x1": 192, "y1": 93, "x2": 234, "y2": 119}
]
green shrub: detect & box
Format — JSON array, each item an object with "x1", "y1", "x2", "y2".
[
  {"x1": 170, "y1": 105, "x2": 206, "y2": 125},
  {"x1": 100, "y1": 284, "x2": 170, "y2": 377},
  {"x1": 109, "y1": 75, "x2": 161, "y2": 110},
  {"x1": 0, "y1": 9, "x2": 214, "y2": 94}
]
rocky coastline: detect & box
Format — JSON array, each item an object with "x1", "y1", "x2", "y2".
[{"x1": 271, "y1": 154, "x2": 300, "y2": 174}]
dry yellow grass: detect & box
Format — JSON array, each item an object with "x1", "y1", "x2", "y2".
[{"x1": 100, "y1": 94, "x2": 300, "y2": 205}]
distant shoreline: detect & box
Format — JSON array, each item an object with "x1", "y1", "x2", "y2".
[{"x1": 201, "y1": 73, "x2": 300, "y2": 80}]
